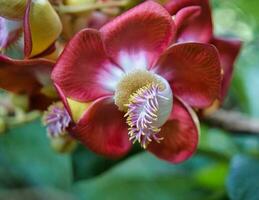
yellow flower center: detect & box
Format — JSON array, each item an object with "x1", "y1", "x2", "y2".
[{"x1": 114, "y1": 70, "x2": 164, "y2": 111}]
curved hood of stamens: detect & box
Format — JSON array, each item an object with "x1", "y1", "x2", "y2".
[{"x1": 153, "y1": 74, "x2": 173, "y2": 128}]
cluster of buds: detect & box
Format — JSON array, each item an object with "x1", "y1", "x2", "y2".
[{"x1": 0, "y1": 0, "x2": 241, "y2": 161}]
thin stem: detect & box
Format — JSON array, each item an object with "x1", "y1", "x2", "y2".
[
  {"x1": 203, "y1": 109, "x2": 259, "y2": 134},
  {"x1": 55, "y1": 0, "x2": 129, "y2": 14}
]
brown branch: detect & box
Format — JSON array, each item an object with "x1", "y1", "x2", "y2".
[{"x1": 203, "y1": 109, "x2": 259, "y2": 134}]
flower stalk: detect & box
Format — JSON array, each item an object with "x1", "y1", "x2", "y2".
[{"x1": 54, "y1": 0, "x2": 130, "y2": 14}]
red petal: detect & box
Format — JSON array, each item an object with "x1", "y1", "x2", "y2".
[
  {"x1": 72, "y1": 96, "x2": 131, "y2": 158},
  {"x1": 0, "y1": 55, "x2": 53, "y2": 95},
  {"x1": 148, "y1": 97, "x2": 199, "y2": 164},
  {"x1": 54, "y1": 83, "x2": 72, "y2": 117},
  {"x1": 100, "y1": 1, "x2": 175, "y2": 69},
  {"x1": 156, "y1": 42, "x2": 221, "y2": 108},
  {"x1": 52, "y1": 29, "x2": 119, "y2": 102},
  {"x1": 24, "y1": 0, "x2": 32, "y2": 58},
  {"x1": 174, "y1": 6, "x2": 201, "y2": 31},
  {"x1": 211, "y1": 37, "x2": 242, "y2": 99},
  {"x1": 165, "y1": 0, "x2": 212, "y2": 43}
]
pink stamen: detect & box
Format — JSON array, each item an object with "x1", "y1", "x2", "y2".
[{"x1": 124, "y1": 84, "x2": 167, "y2": 148}]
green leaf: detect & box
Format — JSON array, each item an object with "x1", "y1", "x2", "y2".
[
  {"x1": 232, "y1": 135, "x2": 259, "y2": 158},
  {"x1": 212, "y1": 0, "x2": 259, "y2": 117},
  {"x1": 73, "y1": 153, "x2": 227, "y2": 200},
  {"x1": 199, "y1": 125, "x2": 238, "y2": 159},
  {"x1": 194, "y1": 162, "x2": 229, "y2": 190},
  {"x1": 231, "y1": 43, "x2": 259, "y2": 117},
  {"x1": 0, "y1": 187, "x2": 76, "y2": 200},
  {"x1": 72, "y1": 145, "x2": 121, "y2": 181},
  {"x1": 72, "y1": 144, "x2": 141, "y2": 181},
  {"x1": 227, "y1": 155, "x2": 259, "y2": 200},
  {"x1": 0, "y1": 119, "x2": 72, "y2": 189}
]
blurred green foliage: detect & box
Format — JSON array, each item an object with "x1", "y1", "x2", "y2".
[
  {"x1": 1, "y1": 1, "x2": 259, "y2": 200},
  {"x1": 0, "y1": 120, "x2": 72, "y2": 189}
]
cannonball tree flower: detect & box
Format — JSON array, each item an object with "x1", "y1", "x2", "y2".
[
  {"x1": 164, "y1": 0, "x2": 242, "y2": 100},
  {"x1": 51, "y1": 1, "x2": 221, "y2": 163}
]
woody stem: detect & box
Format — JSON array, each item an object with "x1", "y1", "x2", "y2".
[{"x1": 203, "y1": 109, "x2": 259, "y2": 134}]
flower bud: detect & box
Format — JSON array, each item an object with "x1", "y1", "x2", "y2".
[{"x1": 26, "y1": 0, "x2": 62, "y2": 57}]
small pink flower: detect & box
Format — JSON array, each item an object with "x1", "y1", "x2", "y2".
[{"x1": 52, "y1": 1, "x2": 221, "y2": 163}]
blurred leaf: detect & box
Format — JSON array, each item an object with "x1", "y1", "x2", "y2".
[
  {"x1": 234, "y1": 43, "x2": 259, "y2": 117},
  {"x1": 234, "y1": 0, "x2": 259, "y2": 29},
  {"x1": 212, "y1": 0, "x2": 256, "y2": 40},
  {"x1": 195, "y1": 162, "x2": 229, "y2": 190},
  {"x1": 227, "y1": 155, "x2": 259, "y2": 200},
  {"x1": 72, "y1": 145, "x2": 120, "y2": 181},
  {"x1": 212, "y1": 0, "x2": 259, "y2": 117},
  {"x1": 0, "y1": 119, "x2": 72, "y2": 189},
  {"x1": 233, "y1": 135, "x2": 259, "y2": 157},
  {"x1": 73, "y1": 153, "x2": 228, "y2": 200},
  {"x1": 199, "y1": 125, "x2": 238, "y2": 159},
  {"x1": 0, "y1": 187, "x2": 76, "y2": 200},
  {"x1": 72, "y1": 144, "x2": 141, "y2": 181}
]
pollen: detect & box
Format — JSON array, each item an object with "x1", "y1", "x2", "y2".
[{"x1": 114, "y1": 70, "x2": 164, "y2": 111}]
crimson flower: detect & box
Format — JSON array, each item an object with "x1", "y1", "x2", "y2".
[{"x1": 52, "y1": 1, "x2": 221, "y2": 163}]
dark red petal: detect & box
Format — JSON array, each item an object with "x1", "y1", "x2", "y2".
[
  {"x1": 24, "y1": 0, "x2": 32, "y2": 58},
  {"x1": 0, "y1": 54, "x2": 53, "y2": 95},
  {"x1": 72, "y1": 96, "x2": 131, "y2": 158},
  {"x1": 100, "y1": 1, "x2": 175, "y2": 69},
  {"x1": 211, "y1": 37, "x2": 242, "y2": 99},
  {"x1": 165, "y1": 0, "x2": 212, "y2": 43},
  {"x1": 52, "y1": 29, "x2": 118, "y2": 102},
  {"x1": 54, "y1": 83, "x2": 72, "y2": 117},
  {"x1": 174, "y1": 6, "x2": 201, "y2": 31},
  {"x1": 148, "y1": 97, "x2": 199, "y2": 164},
  {"x1": 156, "y1": 42, "x2": 221, "y2": 108},
  {"x1": 29, "y1": 92, "x2": 55, "y2": 110}
]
